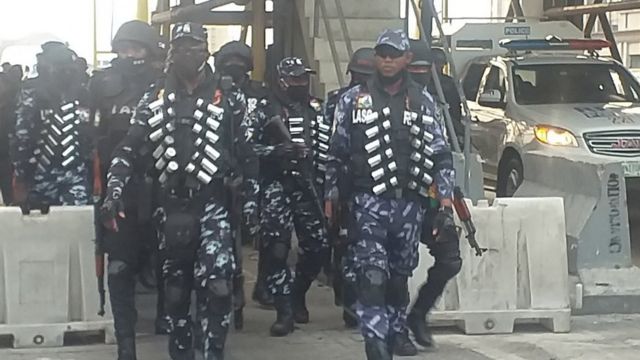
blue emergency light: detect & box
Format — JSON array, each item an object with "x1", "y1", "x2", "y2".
[{"x1": 499, "y1": 37, "x2": 610, "y2": 51}]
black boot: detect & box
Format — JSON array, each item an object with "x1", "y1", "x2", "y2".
[
  {"x1": 407, "y1": 311, "x2": 434, "y2": 348},
  {"x1": 364, "y1": 337, "x2": 392, "y2": 360},
  {"x1": 117, "y1": 336, "x2": 136, "y2": 360},
  {"x1": 169, "y1": 348, "x2": 195, "y2": 360},
  {"x1": 292, "y1": 276, "x2": 312, "y2": 324},
  {"x1": 392, "y1": 331, "x2": 418, "y2": 356},
  {"x1": 270, "y1": 295, "x2": 294, "y2": 336},
  {"x1": 342, "y1": 308, "x2": 359, "y2": 329}
]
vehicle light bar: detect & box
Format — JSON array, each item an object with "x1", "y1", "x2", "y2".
[{"x1": 499, "y1": 37, "x2": 610, "y2": 51}]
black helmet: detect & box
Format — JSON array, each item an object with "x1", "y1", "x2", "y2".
[
  {"x1": 409, "y1": 40, "x2": 432, "y2": 67},
  {"x1": 431, "y1": 47, "x2": 447, "y2": 66},
  {"x1": 39, "y1": 41, "x2": 76, "y2": 67},
  {"x1": 214, "y1": 41, "x2": 253, "y2": 70},
  {"x1": 347, "y1": 47, "x2": 375, "y2": 75},
  {"x1": 112, "y1": 20, "x2": 165, "y2": 58}
]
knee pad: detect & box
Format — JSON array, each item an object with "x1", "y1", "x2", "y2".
[
  {"x1": 165, "y1": 277, "x2": 190, "y2": 314},
  {"x1": 107, "y1": 260, "x2": 131, "y2": 278},
  {"x1": 357, "y1": 266, "x2": 387, "y2": 307},
  {"x1": 387, "y1": 275, "x2": 409, "y2": 308},
  {"x1": 269, "y1": 242, "x2": 289, "y2": 264},
  {"x1": 207, "y1": 279, "x2": 232, "y2": 315}
]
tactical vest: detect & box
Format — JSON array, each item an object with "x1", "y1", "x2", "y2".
[
  {"x1": 261, "y1": 98, "x2": 328, "y2": 186},
  {"x1": 144, "y1": 89, "x2": 231, "y2": 191},
  {"x1": 32, "y1": 100, "x2": 85, "y2": 173},
  {"x1": 349, "y1": 81, "x2": 436, "y2": 201},
  {"x1": 95, "y1": 70, "x2": 154, "y2": 174}
]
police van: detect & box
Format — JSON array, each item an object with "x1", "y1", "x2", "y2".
[{"x1": 451, "y1": 22, "x2": 640, "y2": 196}]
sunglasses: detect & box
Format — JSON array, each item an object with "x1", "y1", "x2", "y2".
[{"x1": 375, "y1": 46, "x2": 405, "y2": 59}]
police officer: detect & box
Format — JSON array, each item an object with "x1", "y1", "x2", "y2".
[
  {"x1": 90, "y1": 20, "x2": 167, "y2": 359},
  {"x1": 214, "y1": 41, "x2": 272, "y2": 308},
  {"x1": 429, "y1": 47, "x2": 463, "y2": 142},
  {"x1": 247, "y1": 57, "x2": 329, "y2": 336},
  {"x1": 12, "y1": 41, "x2": 91, "y2": 206},
  {"x1": 324, "y1": 47, "x2": 375, "y2": 328},
  {"x1": 101, "y1": 22, "x2": 255, "y2": 360},
  {"x1": 325, "y1": 29, "x2": 455, "y2": 359}
]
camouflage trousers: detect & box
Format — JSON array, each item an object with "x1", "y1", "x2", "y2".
[
  {"x1": 260, "y1": 179, "x2": 328, "y2": 296},
  {"x1": 31, "y1": 164, "x2": 89, "y2": 205},
  {"x1": 349, "y1": 192, "x2": 424, "y2": 341},
  {"x1": 157, "y1": 199, "x2": 235, "y2": 359}
]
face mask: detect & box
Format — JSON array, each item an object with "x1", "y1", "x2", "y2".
[
  {"x1": 350, "y1": 72, "x2": 371, "y2": 86},
  {"x1": 286, "y1": 85, "x2": 310, "y2": 102},
  {"x1": 411, "y1": 72, "x2": 431, "y2": 87},
  {"x1": 172, "y1": 51, "x2": 208, "y2": 80},
  {"x1": 51, "y1": 66, "x2": 76, "y2": 89},
  {"x1": 112, "y1": 57, "x2": 147, "y2": 75},
  {"x1": 222, "y1": 64, "x2": 248, "y2": 84}
]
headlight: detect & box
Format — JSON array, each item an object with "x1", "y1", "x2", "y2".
[{"x1": 534, "y1": 125, "x2": 578, "y2": 147}]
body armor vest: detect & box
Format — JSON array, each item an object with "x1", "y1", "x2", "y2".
[
  {"x1": 32, "y1": 100, "x2": 84, "y2": 172},
  {"x1": 349, "y1": 81, "x2": 436, "y2": 200},
  {"x1": 145, "y1": 90, "x2": 231, "y2": 190}
]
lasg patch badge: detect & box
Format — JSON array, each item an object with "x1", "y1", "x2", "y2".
[{"x1": 353, "y1": 94, "x2": 373, "y2": 124}]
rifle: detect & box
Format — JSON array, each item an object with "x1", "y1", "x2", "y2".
[
  {"x1": 452, "y1": 186, "x2": 486, "y2": 256},
  {"x1": 219, "y1": 75, "x2": 245, "y2": 330},
  {"x1": 263, "y1": 115, "x2": 326, "y2": 228},
  {"x1": 92, "y1": 149, "x2": 106, "y2": 316}
]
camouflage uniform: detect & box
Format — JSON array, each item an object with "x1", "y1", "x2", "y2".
[
  {"x1": 325, "y1": 30, "x2": 454, "y2": 359},
  {"x1": 103, "y1": 23, "x2": 256, "y2": 360},
  {"x1": 246, "y1": 57, "x2": 330, "y2": 335},
  {"x1": 12, "y1": 43, "x2": 91, "y2": 206}
]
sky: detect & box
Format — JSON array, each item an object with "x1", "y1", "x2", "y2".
[{"x1": 0, "y1": 0, "x2": 492, "y2": 68}]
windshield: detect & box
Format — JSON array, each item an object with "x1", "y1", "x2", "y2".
[{"x1": 512, "y1": 63, "x2": 640, "y2": 105}]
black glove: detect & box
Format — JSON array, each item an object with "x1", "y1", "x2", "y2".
[
  {"x1": 100, "y1": 188, "x2": 125, "y2": 232},
  {"x1": 432, "y1": 207, "x2": 457, "y2": 242}
]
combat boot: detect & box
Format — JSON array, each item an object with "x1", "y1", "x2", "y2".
[
  {"x1": 407, "y1": 310, "x2": 434, "y2": 348},
  {"x1": 292, "y1": 276, "x2": 312, "y2": 324},
  {"x1": 270, "y1": 295, "x2": 294, "y2": 336},
  {"x1": 392, "y1": 330, "x2": 418, "y2": 356},
  {"x1": 342, "y1": 308, "x2": 359, "y2": 328},
  {"x1": 117, "y1": 337, "x2": 136, "y2": 360},
  {"x1": 169, "y1": 347, "x2": 195, "y2": 360},
  {"x1": 364, "y1": 337, "x2": 392, "y2": 360}
]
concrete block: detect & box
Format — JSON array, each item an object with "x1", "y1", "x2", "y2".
[
  {"x1": 410, "y1": 197, "x2": 571, "y2": 334},
  {"x1": 0, "y1": 206, "x2": 114, "y2": 348}
]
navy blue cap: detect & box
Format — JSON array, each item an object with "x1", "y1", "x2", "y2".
[
  {"x1": 171, "y1": 22, "x2": 208, "y2": 43},
  {"x1": 277, "y1": 57, "x2": 315, "y2": 77},
  {"x1": 375, "y1": 29, "x2": 410, "y2": 52}
]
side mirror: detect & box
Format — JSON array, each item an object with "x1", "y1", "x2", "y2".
[{"x1": 478, "y1": 89, "x2": 505, "y2": 108}]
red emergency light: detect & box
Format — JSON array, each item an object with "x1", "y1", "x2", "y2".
[{"x1": 499, "y1": 37, "x2": 610, "y2": 52}]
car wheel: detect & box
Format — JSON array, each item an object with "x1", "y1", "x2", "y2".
[{"x1": 497, "y1": 157, "x2": 523, "y2": 197}]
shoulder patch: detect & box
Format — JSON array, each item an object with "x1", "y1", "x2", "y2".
[
  {"x1": 356, "y1": 94, "x2": 372, "y2": 109},
  {"x1": 310, "y1": 98, "x2": 323, "y2": 112}
]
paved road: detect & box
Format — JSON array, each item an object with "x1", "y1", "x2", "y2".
[{"x1": 2, "y1": 250, "x2": 640, "y2": 360}]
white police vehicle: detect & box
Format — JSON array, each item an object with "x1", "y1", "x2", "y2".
[{"x1": 452, "y1": 22, "x2": 640, "y2": 196}]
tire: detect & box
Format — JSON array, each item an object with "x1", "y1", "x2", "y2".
[{"x1": 496, "y1": 156, "x2": 524, "y2": 197}]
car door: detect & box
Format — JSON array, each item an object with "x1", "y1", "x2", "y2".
[{"x1": 469, "y1": 62, "x2": 509, "y2": 184}]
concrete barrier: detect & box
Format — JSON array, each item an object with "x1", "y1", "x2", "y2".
[
  {"x1": 409, "y1": 197, "x2": 571, "y2": 334},
  {"x1": 515, "y1": 151, "x2": 640, "y2": 314},
  {"x1": 0, "y1": 206, "x2": 114, "y2": 348}
]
